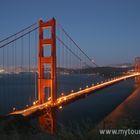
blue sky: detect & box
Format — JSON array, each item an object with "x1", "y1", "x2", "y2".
[{"x1": 0, "y1": 0, "x2": 140, "y2": 65}]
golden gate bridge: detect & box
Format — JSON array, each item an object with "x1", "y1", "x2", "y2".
[{"x1": 0, "y1": 18, "x2": 140, "y2": 134}]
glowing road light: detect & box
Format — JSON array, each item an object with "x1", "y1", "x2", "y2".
[
  {"x1": 92, "y1": 84, "x2": 94, "y2": 86},
  {"x1": 13, "y1": 107, "x2": 16, "y2": 111},
  {"x1": 59, "y1": 106, "x2": 63, "y2": 109},
  {"x1": 48, "y1": 97, "x2": 51, "y2": 101},
  {"x1": 79, "y1": 88, "x2": 82, "y2": 90},
  {"x1": 71, "y1": 90, "x2": 74, "y2": 92},
  {"x1": 61, "y1": 93, "x2": 64, "y2": 96},
  {"x1": 86, "y1": 85, "x2": 88, "y2": 88},
  {"x1": 33, "y1": 101, "x2": 36, "y2": 105},
  {"x1": 0, "y1": 69, "x2": 4, "y2": 73},
  {"x1": 57, "y1": 100, "x2": 61, "y2": 103},
  {"x1": 26, "y1": 105, "x2": 29, "y2": 108}
]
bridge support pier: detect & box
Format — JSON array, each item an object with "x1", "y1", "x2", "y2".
[
  {"x1": 38, "y1": 18, "x2": 57, "y2": 134},
  {"x1": 39, "y1": 108, "x2": 56, "y2": 134}
]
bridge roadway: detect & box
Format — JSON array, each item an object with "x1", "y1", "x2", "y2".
[{"x1": 10, "y1": 73, "x2": 140, "y2": 117}]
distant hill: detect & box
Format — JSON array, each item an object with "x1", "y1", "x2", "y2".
[
  {"x1": 57, "y1": 66, "x2": 133, "y2": 77},
  {"x1": 107, "y1": 63, "x2": 133, "y2": 68}
]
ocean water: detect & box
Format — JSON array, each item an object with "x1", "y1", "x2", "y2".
[{"x1": 0, "y1": 73, "x2": 135, "y2": 130}]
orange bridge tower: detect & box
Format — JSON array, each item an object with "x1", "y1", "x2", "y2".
[
  {"x1": 38, "y1": 18, "x2": 57, "y2": 134},
  {"x1": 135, "y1": 57, "x2": 140, "y2": 86}
]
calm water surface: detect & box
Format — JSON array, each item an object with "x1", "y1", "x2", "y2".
[{"x1": 0, "y1": 73, "x2": 135, "y2": 131}]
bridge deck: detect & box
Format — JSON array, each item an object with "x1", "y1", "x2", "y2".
[{"x1": 10, "y1": 73, "x2": 140, "y2": 117}]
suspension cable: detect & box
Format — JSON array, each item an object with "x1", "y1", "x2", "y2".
[
  {"x1": 56, "y1": 36, "x2": 82, "y2": 61},
  {"x1": 0, "y1": 27, "x2": 39, "y2": 49},
  {"x1": 0, "y1": 22, "x2": 38, "y2": 43},
  {"x1": 57, "y1": 23, "x2": 98, "y2": 67}
]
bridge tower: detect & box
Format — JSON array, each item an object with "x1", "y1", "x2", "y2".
[
  {"x1": 38, "y1": 18, "x2": 57, "y2": 104},
  {"x1": 135, "y1": 57, "x2": 140, "y2": 86},
  {"x1": 38, "y1": 18, "x2": 56, "y2": 134}
]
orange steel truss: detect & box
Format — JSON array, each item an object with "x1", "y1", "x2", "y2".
[
  {"x1": 38, "y1": 18, "x2": 56, "y2": 134},
  {"x1": 38, "y1": 18, "x2": 57, "y2": 104},
  {"x1": 135, "y1": 57, "x2": 140, "y2": 86},
  {"x1": 135, "y1": 57, "x2": 140, "y2": 73}
]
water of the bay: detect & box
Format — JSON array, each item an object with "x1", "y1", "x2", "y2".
[{"x1": 0, "y1": 73, "x2": 136, "y2": 133}]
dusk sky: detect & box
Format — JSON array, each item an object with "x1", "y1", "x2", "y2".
[{"x1": 0, "y1": 0, "x2": 140, "y2": 66}]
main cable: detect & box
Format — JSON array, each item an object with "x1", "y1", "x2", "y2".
[{"x1": 57, "y1": 23, "x2": 98, "y2": 67}]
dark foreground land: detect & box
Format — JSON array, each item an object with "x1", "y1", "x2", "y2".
[{"x1": 1, "y1": 104, "x2": 140, "y2": 140}]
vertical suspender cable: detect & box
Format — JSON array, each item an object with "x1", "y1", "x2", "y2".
[
  {"x1": 21, "y1": 35, "x2": 24, "y2": 108},
  {"x1": 34, "y1": 29, "x2": 37, "y2": 101},
  {"x1": 28, "y1": 32, "x2": 31, "y2": 105},
  {"x1": 7, "y1": 44, "x2": 9, "y2": 109}
]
